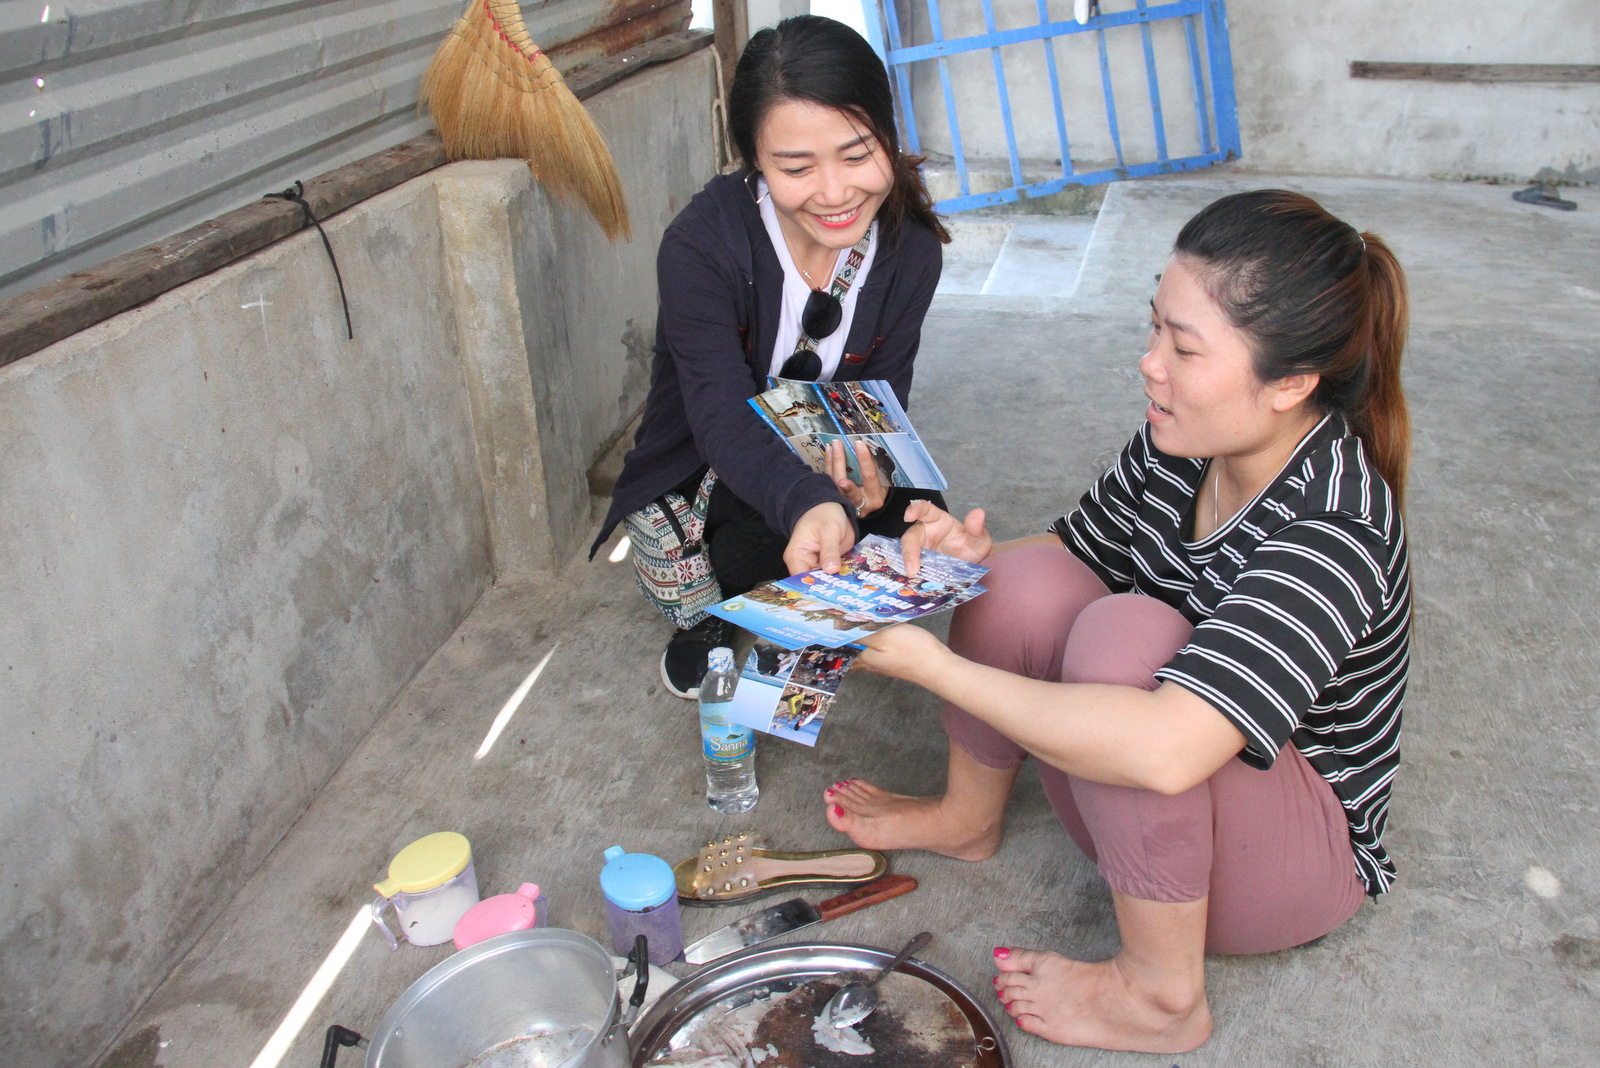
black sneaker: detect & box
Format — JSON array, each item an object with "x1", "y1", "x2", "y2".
[{"x1": 660, "y1": 616, "x2": 736, "y2": 699}]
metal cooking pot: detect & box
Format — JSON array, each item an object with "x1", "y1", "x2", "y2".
[{"x1": 322, "y1": 928, "x2": 647, "y2": 1068}]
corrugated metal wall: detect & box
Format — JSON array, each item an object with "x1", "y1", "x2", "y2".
[{"x1": 0, "y1": 0, "x2": 689, "y2": 301}]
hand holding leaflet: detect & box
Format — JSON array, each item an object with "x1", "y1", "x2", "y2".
[
  {"x1": 709, "y1": 537, "x2": 988, "y2": 746},
  {"x1": 826, "y1": 438, "x2": 889, "y2": 519},
  {"x1": 706, "y1": 535, "x2": 988, "y2": 651},
  {"x1": 749, "y1": 379, "x2": 948, "y2": 494}
]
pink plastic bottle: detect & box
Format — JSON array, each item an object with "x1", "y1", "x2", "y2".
[{"x1": 451, "y1": 882, "x2": 548, "y2": 950}]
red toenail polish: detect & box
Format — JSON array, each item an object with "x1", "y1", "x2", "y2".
[
  {"x1": 832, "y1": 804, "x2": 844, "y2": 817},
  {"x1": 993, "y1": 947, "x2": 1010, "y2": 959},
  {"x1": 825, "y1": 789, "x2": 834, "y2": 797}
]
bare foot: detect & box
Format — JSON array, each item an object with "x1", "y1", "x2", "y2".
[
  {"x1": 991, "y1": 947, "x2": 1212, "y2": 1053},
  {"x1": 823, "y1": 778, "x2": 1001, "y2": 861}
]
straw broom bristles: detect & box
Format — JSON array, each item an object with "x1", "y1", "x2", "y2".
[{"x1": 421, "y1": 0, "x2": 631, "y2": 240}]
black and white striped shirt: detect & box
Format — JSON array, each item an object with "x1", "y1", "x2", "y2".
[{"x1": 1052, "y1": 414, "x2": 1409, "y2": 894}]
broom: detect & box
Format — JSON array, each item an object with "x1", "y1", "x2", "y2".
[{"x1": 421, "y1": 0, "x2": 632, "y2": 240}]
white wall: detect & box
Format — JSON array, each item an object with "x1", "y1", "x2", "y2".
[
  {"x1": 692, "y1": 1, "x2": 870, "y2": 43},
  {"x1": 898, "y1": 0, "x2": 1597, "y2": 184},
  {"x1": 1230, "y1": 0, "x2": 1597, "y2": 182},
  {"x1": 811, "y1": 0, "x2": 872, "y2": 40}
]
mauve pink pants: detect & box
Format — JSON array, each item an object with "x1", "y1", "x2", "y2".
[{"x1": 943, "y1": 543, "x2": 1367, "y2": 954}]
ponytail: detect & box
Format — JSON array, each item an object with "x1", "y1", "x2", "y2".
[
  {"x1": 1350, "y1": 233, "x2": 1411, "y2": 510},
  {"x1": 1174, "y1": 190, "x2": 1412, "y2": 510}
]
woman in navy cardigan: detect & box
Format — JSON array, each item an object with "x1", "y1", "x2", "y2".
[{"x1": 594, "y1": 16, "x2": 950, "y2": 697}]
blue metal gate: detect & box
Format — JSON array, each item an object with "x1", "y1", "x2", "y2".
[{"x1": 860, "y1": 0, "x2": 1242, "y2": 213}]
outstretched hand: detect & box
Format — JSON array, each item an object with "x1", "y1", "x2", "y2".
[
  {"x1": 855, "y1": 622, "x2": 949, "y2": 685},
  {"x1": 901, "y1": 499, "x2": 992, "y2": 577},
  {"x1": 825, "y1": 438, "x2": 889, "y2": 519},
  {"x1": 785, "y1": 501, "x2": 856, "y2": 575}
]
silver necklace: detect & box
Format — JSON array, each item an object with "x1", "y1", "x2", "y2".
[{"x1": 794, "y1": 246, "x2": 832, "y2": 290}]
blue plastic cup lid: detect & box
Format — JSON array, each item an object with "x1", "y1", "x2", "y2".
[{"x1": 599, "y1": 845, "x2": 676, "y2": 910}]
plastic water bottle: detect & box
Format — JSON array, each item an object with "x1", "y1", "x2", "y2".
[{"x1": 699, "y1": 647, "x2": 758, "y2": 813}]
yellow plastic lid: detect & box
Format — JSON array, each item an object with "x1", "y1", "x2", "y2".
[{"x1": 373, "y1": 832, "x2": 472, "y2": 897}]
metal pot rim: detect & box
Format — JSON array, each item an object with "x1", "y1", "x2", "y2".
[
  {"x1": 628, "y1": 939, "x2": 1010, "y2": 1067},
  {"x1": 366, "y1": 927, "x2": 624, "y2": 1067}
]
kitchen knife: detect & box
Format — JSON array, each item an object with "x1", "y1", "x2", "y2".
[{"x1": 682, "y1": 874, "x2": 918, "y2": 966}]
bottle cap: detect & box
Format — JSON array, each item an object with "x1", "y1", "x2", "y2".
[
  {"x1": 709, "y1": 647, "x2": 734, "y2": 672},
  {"x1": 600, "y1": 846, "x2": 676, "y2": 910},
  {"x1": 452, "y1": 882, "x2": 543, "y2": 949},
  {"x1": 373, "y1": 831, "x2": 472, "y2": 897}
]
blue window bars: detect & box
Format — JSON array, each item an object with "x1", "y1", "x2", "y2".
[{"x1": 860, "y1": 0, "x2": 1242, "y2": 213}]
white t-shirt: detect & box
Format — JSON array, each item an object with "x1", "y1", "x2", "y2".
[{"x1": 758, "y1": 179, "x2": 878, "y2": 381}]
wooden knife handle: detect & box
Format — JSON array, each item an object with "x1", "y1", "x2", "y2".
[{"x1": 815, "y1": 874, "x2": 918, "y2": 921}]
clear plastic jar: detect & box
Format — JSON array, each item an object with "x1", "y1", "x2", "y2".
[
  {"x1": 371, "y1": 832, "x2": 480, "y2": 949},
  {"x1": 599, "y1": 845, "x2": 683, "y2": 965}
]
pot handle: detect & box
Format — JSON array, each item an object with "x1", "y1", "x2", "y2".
[
  {"x1": 621, "y1": 934, "x2": 649, "y2": 1026},
  {"x1": 369, "y1": 895, "x2": 402, "y2": 951},
  {"x1": 319, "y1": 1025, "x2": 367, "y2": 1068},
  {"x1": 603, "y1": 936, "x2": 650, "y2": 1051}
]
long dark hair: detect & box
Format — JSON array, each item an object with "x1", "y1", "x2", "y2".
[
  {"x1": 728, "y1": 15, "x2": 950, "y2": 244},
  {"x1": 1174, "y1": 190, "x2": 1411, "y2": 508}
]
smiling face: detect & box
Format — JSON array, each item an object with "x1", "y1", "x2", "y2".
[
  {"x1": 755, "y1": 98, "x2": 893, "y2": 265},
  {"x1": 1140, "y1": 256, "x2": 1320, "y2": 463}
]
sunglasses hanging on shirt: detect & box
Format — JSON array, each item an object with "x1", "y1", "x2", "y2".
[
  {"x1": 778, "y1": 231, "x2": 873, "y2": 381},
  {"x1": 801, "y1": 287, "x2": 844, "y2": 340}
]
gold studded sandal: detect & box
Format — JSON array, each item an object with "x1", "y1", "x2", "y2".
[{"x1": 673, "y1": 832, "x2": 888, "y2": 905}]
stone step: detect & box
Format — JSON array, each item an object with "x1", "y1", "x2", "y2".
[{"x1": 937, "y1": 214, "x2": 1097, "y2": 299}]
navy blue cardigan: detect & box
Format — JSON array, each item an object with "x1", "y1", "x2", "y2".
[{"x1": 592, "y1": 173, "x2": 943, "y2": 556}]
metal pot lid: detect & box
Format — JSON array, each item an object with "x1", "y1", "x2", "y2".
[{"x1": 629, "y1": 941, "x2": 1010, "y2": 1068}]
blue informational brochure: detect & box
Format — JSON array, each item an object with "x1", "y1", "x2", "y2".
[
  {"x1": 708, "y1": 536, "x2": 989, "y2": 746},
  {"x1": 749, "y1": 379, "x2": 948, "y2": 491},
  {"x1": 706, "y1": 535, "x2": 988, "y2": 651},
  {"x1": 720, "y1": 642, "x2": 860, "y2": 748}
]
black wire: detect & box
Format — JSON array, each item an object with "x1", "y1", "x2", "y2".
[{"x1": 265, "y1": 180, "x2": 354, "y2": 340}]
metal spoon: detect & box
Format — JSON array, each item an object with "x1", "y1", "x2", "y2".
[{"x1": 824, "y1": 931, "x2": 933, "y2": 1029}]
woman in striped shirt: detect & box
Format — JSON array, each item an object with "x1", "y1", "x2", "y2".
[{"x1": 825, "y1": 190, "x2": 1411, "y2": 1054}]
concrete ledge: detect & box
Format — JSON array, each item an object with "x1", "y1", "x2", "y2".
[
  {"x1": 437, "y1": 164, "x2": 557, "y2": 583},
  {"x1": 0, "y1": 135, "x2": 449, "y2": 370}
]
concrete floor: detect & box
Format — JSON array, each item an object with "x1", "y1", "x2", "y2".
[{"x1": 105, "y1": 173, "x2": 1600, "y2": 1068}]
